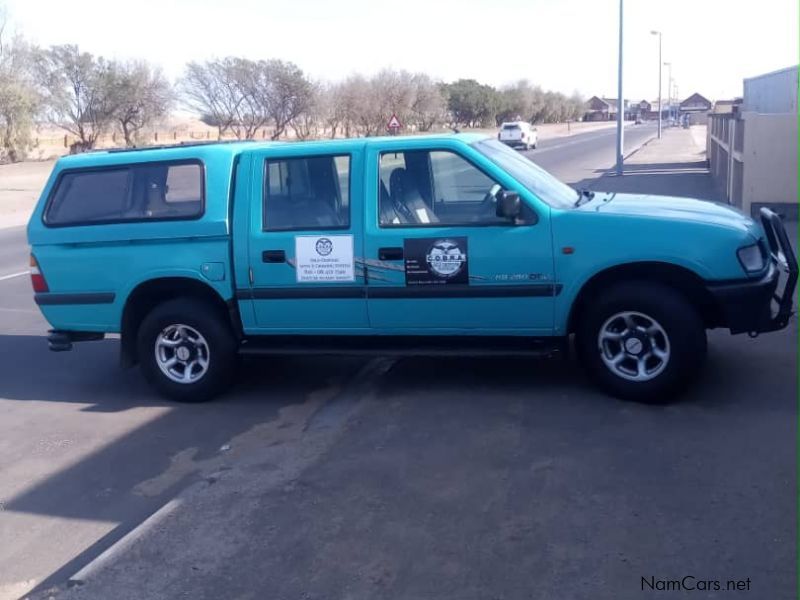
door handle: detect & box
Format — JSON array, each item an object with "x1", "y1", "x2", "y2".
[
  {"x1": 378, "y1": 247, "x2": 404, "y2": 261},
  {"x1": 262, "y1": 250, "x2": 286, "y2": 263}
]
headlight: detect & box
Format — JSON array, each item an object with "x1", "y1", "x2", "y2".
[{"x1": 737, "y1": 243, "x2": 766, "y2": 273}]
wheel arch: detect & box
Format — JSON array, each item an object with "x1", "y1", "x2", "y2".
[
  {"x1": 120, "y1": 277, "x2": 241, "y2": 368},
  {"x1": 566, "y1": 261, "x2": 721, "y2": 334}
]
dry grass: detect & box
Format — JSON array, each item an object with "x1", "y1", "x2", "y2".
[{"x1": 24, "y1": 119, "x2": 620, "y2": 160}]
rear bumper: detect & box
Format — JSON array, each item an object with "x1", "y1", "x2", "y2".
[{"x1": 499, "y1": 138, "x2": 530, "y2": 146}]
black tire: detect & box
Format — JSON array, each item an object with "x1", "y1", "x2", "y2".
[
  {"x1": 137, "y1": 297, "x2": 237, "y2": 402},
  {"x1": 575, "y1": 281, "x2": 707, "y2": 403}
]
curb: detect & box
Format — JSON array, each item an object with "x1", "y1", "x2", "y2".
[
  {"x1": 623, "y1": 134, "x2": 656, "y2": 161},
  {"x1": 595, "y1": 134, "x2": 657, "y2": 179},
  {"x1": 67, "y1": 497, "x2": 186, "y2": 587}
]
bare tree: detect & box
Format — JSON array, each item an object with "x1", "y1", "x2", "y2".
[
  {"x1": 314, "y1": 82, "x2": 348, "y2": 139},
  {"x1": 410, "y1": 73, "x2": 446, "y2": 132},
  {"x1": 260, "y1": 59, "x2": 312, "y2": 140},
  {"x1": 179, "y1": 58, "x2": 312, "y2": 141},
  {"x1": 179, "y1": 59, "x2": 242, "y2": 139},
  {"x1": 36, "y1": 45, "x2": 117, "y2": 151},
  {"x1": 290, "y1": 81, "x2": 321, "y2": 140},
  {"x1": 0, "y1": 7, "x2": 39, "y2": 162},
  {"x1": 497, "y1": 80, "x2": 545, "y2": 124},
  {"x1": 335, "y1": 75, "x2": 373, "y2": 137},
  {"x1": 227, "y1": 57, "x2": 271, "y2": 140},
  {"x1": 566, "y1": 91, "x2": 585, "y2": 121},
  {"x1": 111, "y1": 61, "x2": 172, "y2": 146}
]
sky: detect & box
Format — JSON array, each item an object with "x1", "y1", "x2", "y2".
[{"x1": 3, "y1": 0, "x2": 798, "y2": 102}]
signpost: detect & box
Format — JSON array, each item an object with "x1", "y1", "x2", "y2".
[{"x1": 387, "y1": 113, "x2": 402, "y2": 135}]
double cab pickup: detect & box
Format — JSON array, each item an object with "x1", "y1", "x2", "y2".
[{"x1": 27, "y1": 134, "x2": 797, "y2": 402}]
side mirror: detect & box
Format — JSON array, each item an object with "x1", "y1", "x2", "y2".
[{"x1": 496, "y1": 191, "x2": 521, "y2": 220}]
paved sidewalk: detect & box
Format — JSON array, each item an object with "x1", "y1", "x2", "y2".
[{"x1": 579, "y1": 126, "x2": 719, "y2": 201}]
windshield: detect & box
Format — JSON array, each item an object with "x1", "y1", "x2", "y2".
[{"x1": 473, "y1": 139, "x2": 580, "y2": 209}]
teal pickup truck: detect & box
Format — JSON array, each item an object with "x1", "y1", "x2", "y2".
[{"x1": 27, "y1": 134, "x2": 797, "y2": 403}]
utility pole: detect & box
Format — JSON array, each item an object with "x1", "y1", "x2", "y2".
[
  {"x1": 615, "y1": 0, "x2": 624, "y2": 176},
  {"x1": 651, "y1": 30, "x2": 662, "y2": 138}
]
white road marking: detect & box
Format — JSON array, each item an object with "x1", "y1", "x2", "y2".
[{"x1": 0, "y1": 270, "x2": 28, "y2": 282}]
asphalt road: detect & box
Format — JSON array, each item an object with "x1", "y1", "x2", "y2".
[
  {"x1": 524, "y1": 121, "x2": 657, "y2": 184},
  {"x1": 0, "y1": 227, "x2": 28, "y2": 284},
  {"x1": 2, "y1": 122, "x2": 795, "y2": 600}
]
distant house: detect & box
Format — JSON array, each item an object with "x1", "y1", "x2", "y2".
[
  {"x1": 584, "y1": 96, "x2": 612, "y2": 121},
  {"x1": 584, "y1": 96, "x2": 633, "y2": 121},
  {"x1": 635, "y1": 100, "x2": 653, "y2": 120},
  {"x1": 679, "y1": 93, "x2": 713, "y2": 124}
]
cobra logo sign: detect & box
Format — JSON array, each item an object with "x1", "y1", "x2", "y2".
[
  {"x1": 426, "y1": 239, "x2": 467, "y2": 278},
  {"x1": 315, "y1": 237, "x2": 333, "y2": 256}
]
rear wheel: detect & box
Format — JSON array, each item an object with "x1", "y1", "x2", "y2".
[
  {"x1": 137, "y1": 297, "x2": 237, "y2": 402},
  {"x1": 575, "y1": 282, "x2": 707, "y2": 403}
]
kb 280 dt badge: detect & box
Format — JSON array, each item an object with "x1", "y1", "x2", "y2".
[{"x1": 404, "y1": 237, "x2": 469, "y2": 285}]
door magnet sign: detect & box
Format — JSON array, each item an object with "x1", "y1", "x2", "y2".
[{"x1": 295, "y1": 235, "x2": 355, "y2": 282}]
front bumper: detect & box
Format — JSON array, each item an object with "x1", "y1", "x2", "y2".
[
  {"x1": 706, "y1": 208, "x2": 797, "y2": 335},
  {"x1": 707, "y1": 264, "x2": 780, "y2": 334}
]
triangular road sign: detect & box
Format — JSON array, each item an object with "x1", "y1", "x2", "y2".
[{"x1": 387, "y1": 113, "x2": 402, "y2": 129}]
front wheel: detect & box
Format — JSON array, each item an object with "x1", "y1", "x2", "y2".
[
  {"x1": 575, "y1": 282, "x2": 707, "y2": 403},
  {"x1": 137, "y1": 297, "x2": 237, "y2": 402}
]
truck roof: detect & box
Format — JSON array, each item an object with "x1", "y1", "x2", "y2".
[{"x1": 54, "y1": 133, "x2": 491, "y2": 169}]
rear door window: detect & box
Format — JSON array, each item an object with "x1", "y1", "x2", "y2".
[{"x1": 44, "y1": 160, "x2": 204, "y2": 226}]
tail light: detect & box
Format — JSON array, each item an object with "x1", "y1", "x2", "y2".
[{"x1": 30, "y1": 254, "x2": 49, "y2": 293}]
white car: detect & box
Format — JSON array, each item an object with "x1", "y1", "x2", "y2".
[{"x1": 498, "y1": 121, "x2": 538, "y2": 150}]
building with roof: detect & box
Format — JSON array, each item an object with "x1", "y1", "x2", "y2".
[
  {"x1": 679, "y1": 93, "x2": 713, "y2": 125},
  {"x1": 743, "y1": 66, "x2": 797, "y2": 113},
  {"x1": 583, "y1": 97, "x2": 634, "y2": 121}
]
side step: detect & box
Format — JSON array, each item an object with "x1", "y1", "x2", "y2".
[{"x1": 239, "y1": 335, "x2": 565, "y2": 358}]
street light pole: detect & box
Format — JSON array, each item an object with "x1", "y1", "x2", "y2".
[
  {"x1": 664, "y1": 61, "x2": 672, "y2": 121},
  {"x1": 615, "y1": 0, "x2": 624, "y2": 176},
  {"x1": 651, "y1": 30, "x2": 662, "y2": 139}
]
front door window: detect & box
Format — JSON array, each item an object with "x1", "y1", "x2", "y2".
[{"x1": 378, "y1": 150, "x2": 516, "y2": 227}]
